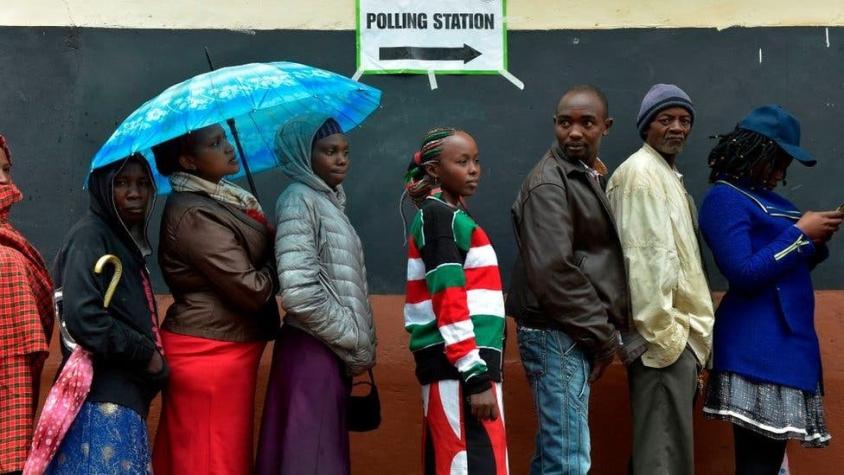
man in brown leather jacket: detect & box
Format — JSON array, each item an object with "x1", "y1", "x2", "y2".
[{"x1": 506, "y1": 85, "x2": 642, "y2": 474}]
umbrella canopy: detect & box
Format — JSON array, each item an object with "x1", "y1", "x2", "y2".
[
  {"x1": 89, "y1": 61, "x2": 382, "y2": 194},
  {"x1": 23, "y1": 347, "x2": 93, "y2": 475}
]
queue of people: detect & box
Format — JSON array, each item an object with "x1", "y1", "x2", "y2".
[{"x1": 0, "y1": 82, "x2": 841, "y2": 475}]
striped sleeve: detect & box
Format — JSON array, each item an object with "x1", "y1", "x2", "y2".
[{"x1": 417, "y1": 204, "x2": 490, "y2": 392}]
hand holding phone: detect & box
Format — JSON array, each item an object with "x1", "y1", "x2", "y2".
[{"x1": 797, "y1": 210, "x2": 843, "y2": 242}]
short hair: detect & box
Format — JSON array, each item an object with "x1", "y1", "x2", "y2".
[
  {"x1": 556, "y1": 84, "x2": 609, "y2": 118},
  {"x1": 152, "y1": 132, "x2": 195, "y2": 176}
]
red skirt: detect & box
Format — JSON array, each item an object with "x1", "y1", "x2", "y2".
[{"x1": 152, "y1": 330, "x2": 265, "y2": 475}]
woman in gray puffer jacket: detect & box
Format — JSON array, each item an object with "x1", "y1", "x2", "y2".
[{"x1": 255, "y1": 113, "x2": 376, "y2": 475}]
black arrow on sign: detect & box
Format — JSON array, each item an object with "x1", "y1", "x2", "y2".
[{"x1": 379, "y1": 44, "x2": 482, "y2": 64}]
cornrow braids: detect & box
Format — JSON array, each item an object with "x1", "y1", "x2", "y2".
[
  {"x1": 403, "y1": 127, "x2": 458, "y2": 206},
  {"x1": 707, "y1": 128, "x2": 786, "y2": 185},
  {"x1": 399, "y1": 127, "x2": 458, "y2": 244}
]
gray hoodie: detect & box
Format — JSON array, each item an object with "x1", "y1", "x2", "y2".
[{"x1": 273, "y1": 113, "x2": 376, "y2": 375}]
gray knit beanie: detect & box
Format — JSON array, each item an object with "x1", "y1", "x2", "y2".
[{"x1": 636, "y1": 84, "x2": 695, "y2": 139}]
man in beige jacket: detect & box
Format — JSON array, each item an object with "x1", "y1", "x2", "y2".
[{"x1": 606, "y1": 84, "x2": 714, "y2": 475}]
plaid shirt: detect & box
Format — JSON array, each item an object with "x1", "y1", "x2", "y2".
[{"x1": 0, "y1": 184, "x2": 53, "y2": 471}]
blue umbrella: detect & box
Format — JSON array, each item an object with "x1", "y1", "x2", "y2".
[{"x1": 89, "y1": 61, "x2": 382, "y2": 194}]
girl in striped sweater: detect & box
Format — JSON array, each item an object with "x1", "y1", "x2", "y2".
[{"x1": 403, "y1": 128, "x2": 508, "y2": 475}]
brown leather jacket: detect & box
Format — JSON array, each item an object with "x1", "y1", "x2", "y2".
[
  {"x1": 158, "y1": 191, "x2": 279, "y2": 342},
  {"x1": 506, "y1": 144, "x2": 644, "y2": 362}
]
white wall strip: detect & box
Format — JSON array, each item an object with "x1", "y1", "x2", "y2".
[{"x1": 2, "y1": 0, "x2": 843, "y2": 30}]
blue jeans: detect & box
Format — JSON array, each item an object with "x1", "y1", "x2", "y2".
[{"x1": 517, "y1": 325, "x2": 591, "y2": 475}]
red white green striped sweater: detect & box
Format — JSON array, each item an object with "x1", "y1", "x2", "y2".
[{"x1": 404, "y1": 195, "x2": 506, "y2": 394}]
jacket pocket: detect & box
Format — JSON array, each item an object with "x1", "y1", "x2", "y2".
[
  {"x1": 319, "y1": 271, "x2": 369, "y2": 350},
  {"x1": 506, "y1": 258, "x2": 544, "y2": 319},
  {"x1": 774, "y1": 272, "x2": 814, "y2": 336},
  {"x1": 319, "y1": 270, "x2": 344, "y2": 305}
]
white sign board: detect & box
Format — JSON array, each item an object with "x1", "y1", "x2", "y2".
[{"x1": 357, "y1": 0, "x2": 507, "y2": 75}]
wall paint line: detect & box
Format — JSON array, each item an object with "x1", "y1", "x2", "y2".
[{"x1": 2, "y1": 1, "x2": 844, "y2": 30}]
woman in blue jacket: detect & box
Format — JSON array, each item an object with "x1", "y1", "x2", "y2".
[{"x1": 699, "y1": 105, "x2": 842, "y2": 475}]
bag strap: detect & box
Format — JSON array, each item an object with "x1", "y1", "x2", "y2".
[{"x1": 353, "y1": 369, "x2": 377, "y2": 388}]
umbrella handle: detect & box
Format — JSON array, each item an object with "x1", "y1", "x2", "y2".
[
  {"x1": 94, "y1": 254, "x2": 123, "y2": 308},
  {"x1": 226, "y1": 118, "x2": 260, "y2": 200},
  {"x1": 204, "y1": 47, "x2": 260, "y2": 201}
]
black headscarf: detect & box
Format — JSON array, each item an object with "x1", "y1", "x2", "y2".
[{"x1": 86, "y1": 154, "x2": 156, "y2": 256}]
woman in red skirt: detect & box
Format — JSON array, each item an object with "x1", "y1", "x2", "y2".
[{"x1": 151, "y1": 124, "x2": 280, "y2": 474}]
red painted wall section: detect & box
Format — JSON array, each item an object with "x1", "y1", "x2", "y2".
[{"x1": 37, "y1": 292, "x2": 844, "y2": 474}]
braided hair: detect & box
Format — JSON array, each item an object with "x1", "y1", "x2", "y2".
[
  {"x1": 707, "y1": 128, "x2": 790, "y2": 186},
  {"x1": 403, "y1": 127, "x2": 458, "y2": 207},
  {"x1": 399, "y1": 127, "x2": 459, "y2": 243}
]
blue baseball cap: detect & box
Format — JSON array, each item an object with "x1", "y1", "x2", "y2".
[{"x1": 737, "y1": 105, "x2": 816, "y2": 166}]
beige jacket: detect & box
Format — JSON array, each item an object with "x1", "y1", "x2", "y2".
[{"x1": 606, "y1": 143, "x2": 714, "y2": 368}]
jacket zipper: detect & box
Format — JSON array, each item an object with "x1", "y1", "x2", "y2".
[{"x1": 774, "y1": 234, "x2": 810, "y2": 261}]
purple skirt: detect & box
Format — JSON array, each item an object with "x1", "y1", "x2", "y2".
[{"x1": 255, "y1": 324, "x2": 351, "y2": 475}]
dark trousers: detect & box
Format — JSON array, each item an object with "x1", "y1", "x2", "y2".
[
  {"x1": 733, "y1": 425, "x2": 788, "y2": 475},
  {"x1": 628, "y1": 347, "x2": 699, "y2": 475}
]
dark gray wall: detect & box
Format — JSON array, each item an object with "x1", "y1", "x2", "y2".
[{"x1": 1, "y1": 27, "x2": 842, "y2": 292}]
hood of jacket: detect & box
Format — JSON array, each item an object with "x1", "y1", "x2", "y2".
[
  {"x1": 274, "y1": 112, "x2": 347, "y2": 209},
  {"x1": 87, "y1": 155, "x2": 156, "y2": 257}
]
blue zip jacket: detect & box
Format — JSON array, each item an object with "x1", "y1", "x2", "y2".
[{"x1": 699, "y1": 180, "x2": 828, "y2": 392}]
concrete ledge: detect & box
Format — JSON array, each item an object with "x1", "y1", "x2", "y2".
[{"x1": 36, "y1": 292, "x2": 844, "y2": 474}]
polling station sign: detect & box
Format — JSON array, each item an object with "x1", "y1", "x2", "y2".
[{"x1": 356, "y1": 0, "x2": 508, "y2": 74}]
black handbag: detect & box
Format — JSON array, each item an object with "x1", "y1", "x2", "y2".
[{"x1": 347, "y1": 369, "x2": 381, "y2": 432}]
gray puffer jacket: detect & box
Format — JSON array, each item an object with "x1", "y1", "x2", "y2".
[{"x1": 273, "y1": 113, "x2": 376, "y2": 375}]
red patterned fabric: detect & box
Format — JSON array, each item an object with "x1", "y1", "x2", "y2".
[
  {"x1": 23, "y1": 347, "x2": 93, "y2": 475},
  {"x1": 140, "y1": 271, "x2": 164, "y2": 354},
  {"x1": 0, "y1": 136, "x2": 55, "y2": 472},
  {"x1": 244, "y1": 207, "x2": 274, "y2": 234},
  {"x1": 0, "y1": 354, "x2": 38, "y2": 473},
  {"x1": 0, "y1": 184, "x2": 54, "y2": 357}
]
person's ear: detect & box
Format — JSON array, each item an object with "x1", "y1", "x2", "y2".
[
  {"x1": 603, "y1": 117, "x2": 614, "y2": 135},
  {"x1": 424, "y1": 162, "x2": 440, "y2": 181},
  {"x1": 178, "y1": 154, "x2": 196, "y2": 172}
]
